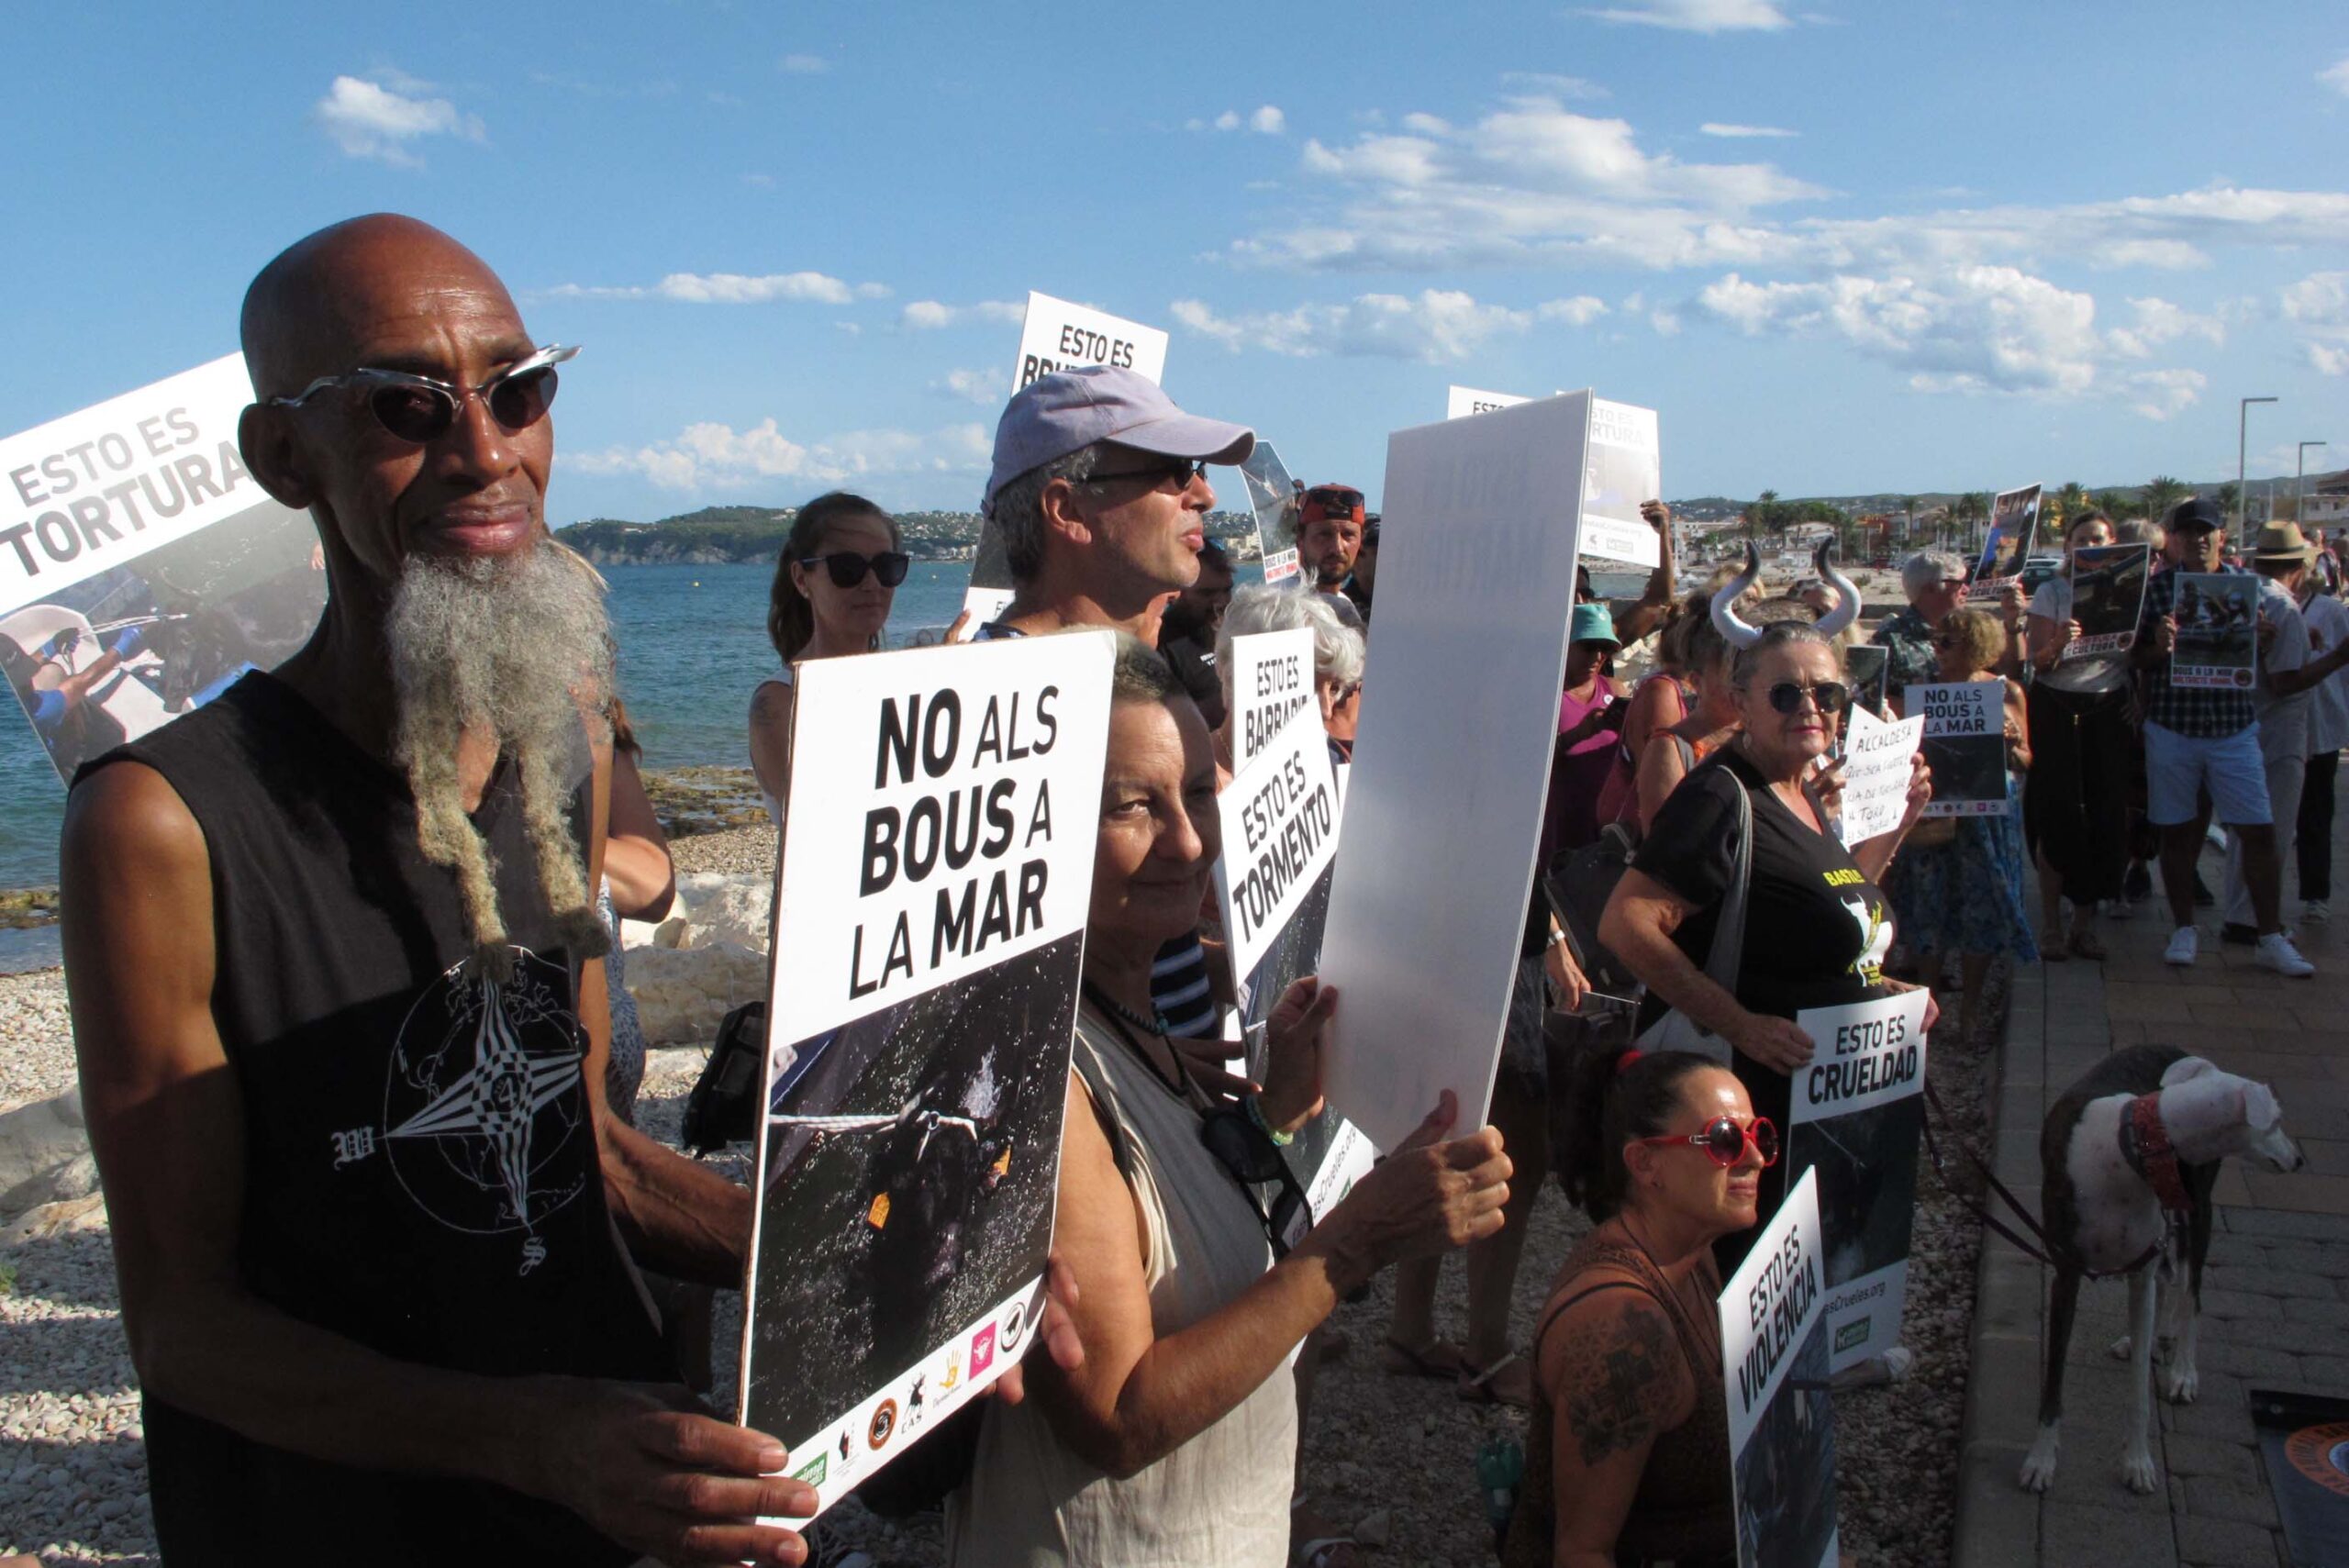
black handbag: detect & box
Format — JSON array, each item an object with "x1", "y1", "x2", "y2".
[
  {"x1": 681, "y1": 1000, "x2": 765, "y2": 1155},
  {"x1": 1541, "y1": 820, "x2": 1642, "y2": 996}
]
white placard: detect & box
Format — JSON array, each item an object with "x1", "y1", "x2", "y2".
[
  {"x1": 1835, "y1": 704, "x2": 1922, "y2": 846},
  {"x1": 1010, "y1": 290, "x2": 1169, "y2": 393},
  {"x1": 1215, "y1": 706, "x2": 1341, "y2": 982},
  {"x1": 740, "y1": 632, "x2": 1114, "y2": 1520},
  {"x1": 1227, "y1": 627, "x2": 1317, "y2": 773},
  {"x1": 1790, "y1": 992, "x2": 1931, "y2": 1374},
  {"x1": 1581, "y1": 397, "x2": 1662, "y2": 568},
  {"x1": 1909, "y1": 679, "x2": 2009, "y2": 817},
  {"x1": 964, "y1": 294, "x2": 1174, "y2": 621},
  {"x1": 1317, "y1": 394, "x2": 1588, "y2": 1151},
  {"x1": 1445, "y1": 384, "x2": 1531, "y2": 420},
  {"x1": 1238, "y1": 440, "x2": 1303, "y2": 585},
  {"x1": 1720, "y1": 1169, "x2": 1839, "y2": 1568},
  {"x1": 0, "y1": 354, "x2": 326, "y2": 784}
]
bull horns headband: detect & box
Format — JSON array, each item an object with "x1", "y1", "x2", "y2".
[{"x1": 1709, "y1": 539, "x2": 1860, "y2": 649}]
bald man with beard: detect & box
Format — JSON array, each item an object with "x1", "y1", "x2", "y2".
[{"x1": 58, "y1": 216, "x2": 820, "y2": 1566}]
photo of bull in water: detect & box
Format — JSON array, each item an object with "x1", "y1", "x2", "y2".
[
  {"x1": 1735, "y1": 1316, "x2": 1838, "y2": 1568},
  {"x1": 741, "y1": 928, "x2": 1081, "y2": 1448}
]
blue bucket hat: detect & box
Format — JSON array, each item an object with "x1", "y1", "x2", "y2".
[{"x1": 1570, "y1": 602, "x2": 1620, "y2": 648}]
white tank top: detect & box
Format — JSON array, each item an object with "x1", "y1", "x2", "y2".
[
  {"x1": 946, "y1": 1014, "x2": 1297, "y2": 1567},
  {"x1": 751, "y1": 670, "x2": 794, "y2": 829}
]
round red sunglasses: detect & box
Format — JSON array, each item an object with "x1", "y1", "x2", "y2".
[{"x1": 1636, "y1": 1115, "x2": 1779, "y2": 1169}]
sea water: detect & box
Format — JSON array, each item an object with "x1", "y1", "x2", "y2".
[{"x1": 0, "y1": 559, "x2": 1649, "y2": 893}]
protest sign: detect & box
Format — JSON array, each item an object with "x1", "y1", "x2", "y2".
[
  {"x1": 1789, "y1": 991, "x2": 1930, "y2": 1373},
  {"x1": 1318, "y1": 394, "x2": 1587, "y2": 1151},
  {"x1": 1842, "y1": 642, "x2": 1890, "y2": 718},
  {"x1": 2062, "y1": 541, "x2": 2152, "y2": 661},
  {"x1": 2250, "y1": 1389, "x2": 2349, "y2": 1567},
  {"x1": 963, "y1": 293, "x2": 1173, "y2": 623},
  {"x1": 1721, "y1": 1168, "x2": 1839, "y2": 1568},
  {"x1": 1228, "y1": 626, "x2": 1317, "y2": 773},
  {"x1": 1211, "y1": 668, "x2": 1374, "y2": 1218},
  {"x1": 1973, "y1": 484, "x2": 2041, "y2": 589},
  {"x1": 0, "y1": 355, "x2": 326, "y2": 783},
  {"x1": 1238, "y1": 439, "x2": 1304, "y2": 585},
  {"x1": 1445, "y1": 384, "x2": 1531, "y2": 419},
  {"x1": 1909, "y1": 680, "x2": 2009, "y2": 817},
  {"x1": 741, "y1": 632, "x2": 1114, "y2": 1518},
  {"x1": 1835, "y1": 703, "x2": 1922, "y2": 847},
  {"x1": 1580, "y1": 398, "x2": 1662, "y2": 568},
  {"x1": 2170, "y1": 572, "x2": 2259, "y2": 691}
]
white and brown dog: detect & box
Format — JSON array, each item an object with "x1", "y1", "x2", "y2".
[{"x1": 2018, "y1": 1044, "x2": 2303, "y2": 1495}]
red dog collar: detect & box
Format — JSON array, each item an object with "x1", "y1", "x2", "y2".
[{"x1": 2119, "y1": 1094, "x2": 2191, "y2": 1213}]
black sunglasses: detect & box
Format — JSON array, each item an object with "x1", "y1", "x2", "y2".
[
  {"x1": 1198, "y1": 1105, "x2": 1312, "y2": 1259},
  {"x1": 264, "y1": 344, "x2": 578, "y2": 445},
  {"x1": 801, "y1": 550, "x2": 911, "y2": 589},
  {"x1": 1085, "y1": 458, "x2": 1208, "y2": 492},
  {"x1": 1765, "y1": 680, "x2": 1850, "y2": 715}
]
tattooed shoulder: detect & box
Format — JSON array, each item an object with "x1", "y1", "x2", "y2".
[{"x1": 1551, "y1": 1292, "x2": 1687, "y2": 1468}]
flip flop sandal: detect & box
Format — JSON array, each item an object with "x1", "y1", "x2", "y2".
[
  {"x1": 1291, "y1": 1496, "x2": 1363, "y2": 1568},
  {"x1": 2039, "y1": 932, "x2": 2071, "y2": 962},
  {"x1": 1458, "y1": 1351, "x2": 1535, "y2": 1408},
  {"x1": 2067, "y1": 929, "x2": 2109, "y2": 961},
  {"x1": 1380, "y1": 1336, "x2": 1468, "y2": 1379}
]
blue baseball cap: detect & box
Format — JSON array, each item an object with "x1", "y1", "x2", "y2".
[{"x1": 984, "y1": 366, "x2": 1253, "y2": 513}]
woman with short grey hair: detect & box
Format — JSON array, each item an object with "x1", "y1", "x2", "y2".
[{"x1": 1213, "y1": 585, "x2": 1364, "y2": 769}]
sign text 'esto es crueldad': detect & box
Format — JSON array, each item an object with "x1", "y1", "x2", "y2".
[{"x1": 773, "y1": 635, "x2": 1116, "y2": 1040}]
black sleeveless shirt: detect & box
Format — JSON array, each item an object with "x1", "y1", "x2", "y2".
[{"x1": 87, "y1": 672, "x2": 673, "y2": 1566}]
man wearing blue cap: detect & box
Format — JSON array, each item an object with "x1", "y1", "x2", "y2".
[{"x1": 979, "y1": 366, "x2": 1253, "y2": 642}]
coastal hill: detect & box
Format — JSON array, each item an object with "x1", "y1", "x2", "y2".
[{"x1": 557, "y1": 506, "x2": 1263, "y2": 565}]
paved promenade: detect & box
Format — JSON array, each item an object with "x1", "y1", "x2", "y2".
[{"x1": 1954, "y1": 846, "x2": 2349, "y2": 1568}]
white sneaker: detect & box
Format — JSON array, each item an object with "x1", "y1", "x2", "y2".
[
  {"x1": 2304, "y1": 899, "x2": 2332, "y2": 925},
  {"x1": 2165, "y1": 927, "x2": 2199, "y2": 966},
  {"x1": 2109, "y1": 897, "x2": 2135, "y2": 921},
  {"x1": 2206, "y1": 823, "x2": 2229, "y2": 850},
  {"x1": 2256, "y1": 931, "x2": 2316, "y2": 978}
]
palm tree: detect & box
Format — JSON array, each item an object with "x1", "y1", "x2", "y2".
[
  {"x1": 2217, "y1": 481, "x2": 2241, "y2": 526},
  {"x1": 2091, "y1": 483, "x2": 2139, "y2": 519},
  {"x1": 2142, "y1": 475, "x2": 2190, "y2": 527},
  {"x1": 2053, "y1": 481, "x2": 2086, "y2": 536}
]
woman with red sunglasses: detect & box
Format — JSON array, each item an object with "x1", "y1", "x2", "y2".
[
  {"x1": 749, "y1": 491, "x2": 909, "y2": 829},
  {"x1": 1503, "y1": 1045, "x2": 1765, "y2": 1568}
]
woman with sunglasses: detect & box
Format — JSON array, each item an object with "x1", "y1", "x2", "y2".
[
  {"x1": 1504, "y1": 1045, "x2": 1767, "y2": 1568},
  {"x1": 749, "y1": 492, "x2": 910, "y2": 828},
  {"x1": 1887, "y1": 606, "x2": 2036, "y2": 1046},
  {"x1": 1599, "y1": 550, "x2": 1933, "y2": 1260},
  {"x1": 952, "y1": 639, "x2": 1511, "y2": 1568}
]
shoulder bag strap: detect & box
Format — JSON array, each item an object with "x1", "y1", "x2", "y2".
[{"x1": 1702, "y1": 778, "x2": 1754, "y2": 999}]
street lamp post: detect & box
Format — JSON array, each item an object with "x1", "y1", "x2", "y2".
[
  {"x1": 2240, "y1": 396, "x2": 2279, "y2": 532},
  {"x1": 2300, "y1": 441, "x2": 2329, "y2": 522}
]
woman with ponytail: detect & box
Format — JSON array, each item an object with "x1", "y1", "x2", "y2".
[
  {"x1": 747, "y1": 492, "x2": 906, "y2": 828},
  {"x1": 1503, "y1": 1042, "x2": 1761, "y2": 1568}
]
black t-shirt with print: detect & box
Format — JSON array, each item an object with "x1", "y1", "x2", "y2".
[{"x1": 1631, "y1": 746, "x2": 1893, "y2": 1032}]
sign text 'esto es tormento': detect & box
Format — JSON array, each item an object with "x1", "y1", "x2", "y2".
[{"x1": 852, "y1": 684, "x2": 1062, "y2": 996}]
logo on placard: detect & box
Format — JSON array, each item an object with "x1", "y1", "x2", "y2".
[
  {"x1": 906, "y1": 1373, "x2": 930, "y2": 1432},
  {"x1": 793, "y1": 1454, "x2": 828, "y2": 1486},
  {"x1": 867, "y1": 1399, "x2": 899, "y2": 1450},
  {"x1": 941, "y1": 1351, "x2": 963, "y2": 1393},
  {"x1": 2233, "y1": 669, "x2": 2254, "y2": 689},
  {"x1": 1000, "y1": 1300, "x2": 1027, "y2": 1351},
  {"x1": 2285, "y1": 1421, "x2": 2349, "y2": 1498},
  {"x1": 970, "y1": 1323, "x2": 997, "y2": 1377},
  {"x1": 1835, "y1": 1318, "x2": 1872, "y2": 1353}
]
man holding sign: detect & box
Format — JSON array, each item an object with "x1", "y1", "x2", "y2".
[
  {"x1": 977, "y1": 367, "x2": 1252, "y2": 644},
  {"x1": 2134, "y1": 499, "x2": 2314, "y2": 974}
]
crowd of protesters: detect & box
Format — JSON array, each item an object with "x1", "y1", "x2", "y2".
[{"x1": 51, "y1": 212, "x2": 2349, "y2": 1568}]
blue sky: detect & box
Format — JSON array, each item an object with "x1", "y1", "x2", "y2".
[{"x1": 4, "y1": 0, "x2": 2345, "y2": 521}]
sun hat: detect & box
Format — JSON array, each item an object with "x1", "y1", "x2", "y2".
[
  {"x1": 984, "y1": 366, "x2": 1252, "y2": 512},
  {"x1": 2251, "y1": 520, "x2": 2316, "y2": 564},
  {"x1": 1570, "y1": 602, "x2": 1621, "y2": 648}
]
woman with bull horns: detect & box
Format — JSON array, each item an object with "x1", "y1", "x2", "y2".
[{"x1": 1598, "y1": 543, "x2": 1936, "y2": 1259}]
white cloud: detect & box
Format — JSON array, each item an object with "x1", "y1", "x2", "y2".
[
  {"x1": 1251, "y1": 105, "x2": 1286, "y2": 134},
  {"x1": 935, "y1": 368, "x2": 1005, "y2": 405},
  {"x1": 780, "y1": 53, "x2": 830, "y2": 74},
  {"x1": 1581, "y1": 0, "x2": 1795, "y2": 31},
  {"x1": 2281, "y1": 271, "x2": 2349, "y2": 375},
  {"x1": 542, "y1": 271, "x2": 882, "y2": 306},
  {"x1": 1700, "y1": 122, "x2": 1797, "y2": 139},
  {"x1": 2104, "y1": 296, "x2": 2224, "y2": 359},
  {"x1": 1173, "y1": 289, "x2": 1543, "y2": 363},
  {"x1": 2321, "y1": 55, "x2": 2349, "y2": 96},
  {"x1": 1215, "y1": 109, "x2": 1242, "y2": 131},
  {"x1": 1538, "y1": 295, "x2": 1610, "y2": 325},
  {"x1": 1498, "y1": 72, "x2": 1607, "y2": 99},
  {"x1": 313, "y1": 74, "x2": 484, "y2": 167},
  {"x1": 899, "y1": 299, "x2": 1027, "y2": 329},
  {"x1": 572, "y1": 419, "x2": 991, "y2": 491}
]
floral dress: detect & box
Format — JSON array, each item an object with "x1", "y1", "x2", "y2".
[{"x1": 1888, "y1": 769, "x2": 2040, "y2": 961}]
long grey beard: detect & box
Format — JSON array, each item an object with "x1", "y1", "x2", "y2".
[{"x1": 385, "y1": 541, "x2": 615, "y2": 979}]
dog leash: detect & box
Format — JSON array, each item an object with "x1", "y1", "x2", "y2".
[{"x1": 1920, "y1": 1082, "x2": 2165, "y2": 1280}]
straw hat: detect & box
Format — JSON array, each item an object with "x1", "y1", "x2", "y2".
[{"x1": 2251, "y1": 520, "x2": 2315, "y2": 565}]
